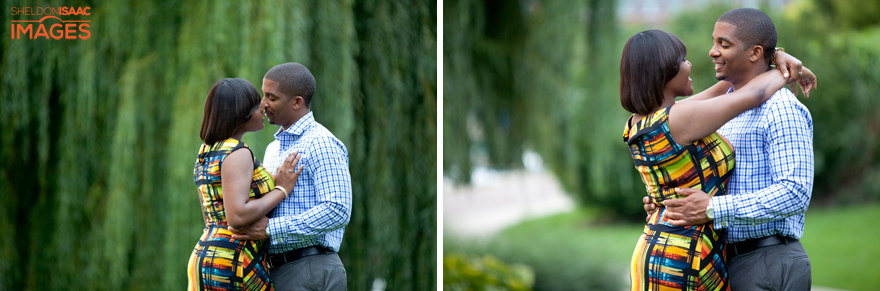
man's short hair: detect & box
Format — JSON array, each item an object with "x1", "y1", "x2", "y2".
[
  {"x1": 620, "y1": 30, "x2": 687, "y2": 115},
  {"x1": 264, "y1": 62, "x2": 317, "y2": 108},
  {"x1": 717, "y1": 8, "x2": 777, "y2": 66}
]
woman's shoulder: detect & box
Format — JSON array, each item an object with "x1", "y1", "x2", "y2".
[
  {"x1": 641, "y1": 107, "x2": 671, "y2": 126},
  {"x1": 208, "y1": 138, "x2": 249, "y2": 154},
  {"x1": 624, "y1": 108, "x2": 671, "y2": 142}
]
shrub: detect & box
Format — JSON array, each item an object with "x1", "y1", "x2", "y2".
[{"x1": 443, "y1": 253, "x2": 535, "y2": 291}]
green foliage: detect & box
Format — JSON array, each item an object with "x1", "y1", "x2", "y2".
[
  {"x1": 812, "y1": 0, "x2": 880, "y2": 30},
  {"x1": 0, "y1": 1, "x2": 436, "y2": 290},
  {"x1": 443, "y1": 0, "x2": 527, "y2": 182},
  {"x1": 346, "y1": 0, "x2": 438, "y2": 289},
  {"x1": 444, "y1": 0, "x2": 646, "y2": 219},
  {"x1": 443, "y1": 253, "x2": 535, "y2": 291}
]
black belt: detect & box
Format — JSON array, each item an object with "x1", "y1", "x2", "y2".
[
  {"x1": 268, "y1": 246, "x2": 333, "y2": 269},
  {"x1": 730, "y1": 234, "x2": 797, "y2": 258}
]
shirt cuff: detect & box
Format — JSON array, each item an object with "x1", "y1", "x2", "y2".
[
  {"x1": 267, "y1": 216, "x2": 284, "y2": 244},
  {"x1": 711, "y1": 195, "x2": 735, "y2": 229}
]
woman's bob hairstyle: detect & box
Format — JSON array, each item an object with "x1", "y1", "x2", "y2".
[
  {"x1": 620, "y1": 29, "x2": 687, "y2": 115},
  {"x1": 199, "y1": 78, "x2": 262, "y2": 145}
]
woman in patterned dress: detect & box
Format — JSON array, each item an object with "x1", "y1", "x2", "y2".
[
  {"x1": 188, "y1": 78, "x2": 303, "y2": 291},
  {"x1": 619, "y1": 30, "x2": 815, "y2": 290}
]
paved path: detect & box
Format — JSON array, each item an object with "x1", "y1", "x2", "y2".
[{"x1": 443, "y1": 168, "x2": 574, "y2": 239}]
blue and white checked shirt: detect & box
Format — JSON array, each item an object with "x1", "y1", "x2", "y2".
[
  {"x1": 262, "y1": 112, "x2": 352, "y2": 253},
  {"x1": 712, "y1": 87, "x2": 814, "y2": 243}
]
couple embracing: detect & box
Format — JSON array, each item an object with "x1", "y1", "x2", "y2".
[
  {"x1": 188, "y1": 63, "x2": 351, "y2": 291},
  {"x1": 622, "y1": 8, "x2": 817, "y2": 291}
]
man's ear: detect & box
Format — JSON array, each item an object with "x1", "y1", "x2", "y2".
[
  {"x1": 292, "y1": 96, "x2": 305, "y2": 110},
  {"x1": 749, "y1": 45, "x2": 764, "y2": 63}
]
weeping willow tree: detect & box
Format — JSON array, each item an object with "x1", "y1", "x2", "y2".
[
  {"x1": 444, "y1": 0, "x2": 646, "y2": 218},
  {"x1": 0, "y1": 0, "x2": 436, "y2": 290}
]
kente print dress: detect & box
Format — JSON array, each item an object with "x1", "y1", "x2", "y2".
[
  {"x1": 623, "y1": 106, "x2": 734, "y2": 291},
  {"x1": 188, "y1": 138, "x2": 275, "y2": 291}
]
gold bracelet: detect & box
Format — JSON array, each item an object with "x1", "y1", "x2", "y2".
[{"x1": 274, "y1": 186, "x2": 289, "y2": 198}]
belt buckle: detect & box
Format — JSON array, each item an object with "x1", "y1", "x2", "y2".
[
  {"x1": 269, "y1": 253, "x2": 285, "y2": 269},
  {"x1": 731, "y1": 242, "x2": 743, "y2": 257},
  {"x1": 730, "y1": 240, "x2": 753, "y2": 257}
]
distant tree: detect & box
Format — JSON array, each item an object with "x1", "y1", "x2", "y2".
[{"x1": 444, "y1": 0, "x2": 651, "y2": 219}]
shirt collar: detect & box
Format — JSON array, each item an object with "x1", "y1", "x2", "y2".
[{"x1": 274, "y1": 111, "x2": 315, "y2": 141}]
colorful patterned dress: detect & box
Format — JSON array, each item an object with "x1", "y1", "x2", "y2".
[
  {"x1": 623, "y1": 106, "x2": 734, "y2": 291},
  {"x1": 188, "y1": 138, "x2": 275, "y2": 291}
]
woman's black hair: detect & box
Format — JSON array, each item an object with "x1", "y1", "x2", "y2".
[
  {"x1": 620, "y1": 29, "x2": 687, "y2": 114},
  {"x1": 199, "y1": 78, "x2": 262, "y2": 145}
]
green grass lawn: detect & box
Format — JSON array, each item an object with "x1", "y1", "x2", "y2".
[
  {"x1": 496, "y1": 208, "x2": 644, "y2": 266},
  {"x1": 800, "y1": 204, "x2": 880, "y2": 291},
  {"x1": 446, "y1": 204, "x2": 880, "y2": 291}
]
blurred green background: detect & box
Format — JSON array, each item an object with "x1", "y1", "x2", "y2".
[
  {"x1": 444, "y1": 0, "x2": 880, "y2": 290},
  {"x1": 1, "y1": 0, "x2": 436, "y2": 290}
]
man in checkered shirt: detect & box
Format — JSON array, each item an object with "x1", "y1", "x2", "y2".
[
  {"x1": 231, "y1": 63, "x2": 352, "y2": 291},
  {"x1": 647, "y1": 8, "x2": 816, "y2": 290}
]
